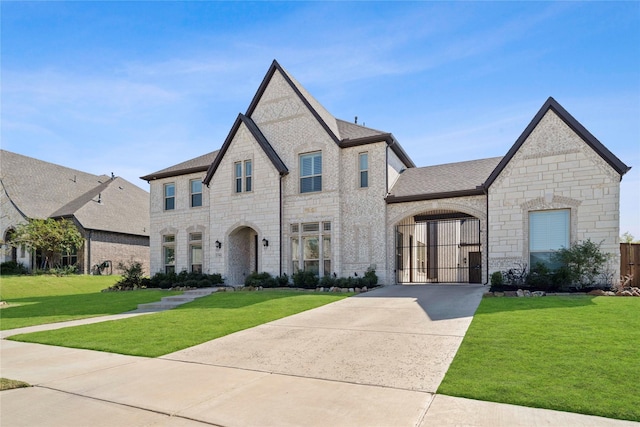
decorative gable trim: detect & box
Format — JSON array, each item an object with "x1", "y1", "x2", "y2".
[
  {"x1": 484, "y1": 97, "x2": 631, "y2": 188},
  {"x1": 203, "y1": 114, "x2": 288, "y2": 186}
]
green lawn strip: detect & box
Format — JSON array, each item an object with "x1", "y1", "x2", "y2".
[
  {"x1": 8, "y1": 291, "x2": 351, "y2": 357},
  {"x1": 0, "y1": 378, "x2": 30, "y2": 391},
  {"x1": 437, "y1": 296, "x2": 640, "y2": 422},
  {"x1": 0, "y1": 276, "x2": 181, "y2": 330}
]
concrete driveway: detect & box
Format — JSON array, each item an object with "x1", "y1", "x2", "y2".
[{"x1": 2, "y1": 285, "x2": 636, "y2": 426}]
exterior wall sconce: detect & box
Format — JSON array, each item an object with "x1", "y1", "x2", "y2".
[
  {"x1": 262, "y1": 238, "x2": 269, "y2": 247},
  {"x1": 215, "y1": 240, "x2": 222, "y2": 249}
]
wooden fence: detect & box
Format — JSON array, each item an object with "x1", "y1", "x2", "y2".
[{"x1": 620, "y1": 243, "x2": 640, "y2": 287}]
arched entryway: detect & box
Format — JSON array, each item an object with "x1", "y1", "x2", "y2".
[
  {"x1": 395, "y1": 210, "x2": 482, "y2": 284},
  {"x1": 227, "y1": 226, "x2": 259, "y2": 285}
]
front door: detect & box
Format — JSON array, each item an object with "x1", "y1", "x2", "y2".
[{"x1": 468, "y1": 251, "x2": 482, "y2": 283}]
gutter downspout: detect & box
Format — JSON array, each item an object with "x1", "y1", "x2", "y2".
[
  {"x1": 279, "y1": 174, "x2": 283, "y2": 277},
  {"x1": 87, "y1": 230, "x2": 92, "y2": 275},
  {"x1": 482, "y1": 185, "x2": 489, "y2": 285}
]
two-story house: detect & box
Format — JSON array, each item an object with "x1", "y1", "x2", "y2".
[{"x1": 141, "y1": 60, "x2": 630, "y2": 286}]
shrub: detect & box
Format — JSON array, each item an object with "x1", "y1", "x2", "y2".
[
  {"x1": 292, "y1": 270, "x2": 318, "y2": 289},
  {"x1": 320, "y1": 275, "x2": 336, "y2": 288},
  {"x1": 49, "y1": 265, "x2": 79, "y2": 276},
  {"x1": 526, "y1": 262, "x2": 557, "y2": 291},
  {"x1": 245, "y1": 272, "x2": 277, "y2": 288},
  {"x1": 106, "y1": 260, "x2": 146, "y2": 291},
  {"x1": 503, "y1": 262, "x2": 528, "y2": 287},
  {"x1": 490, "y1": 271, "x2": 504, "y2": 287},
  {"x1": 0, "y1": 261, "x2": 29, "y2": 276},
  {"x1": 363, "y1": 268, "x2": 378, "y2": 286},
  {"x1": 551, "y1": 239, "x2": 611, "y2": 289},
  {"x1": 148, "y1": 271, "x2": 223, "y2": 289},
  {"x1": 276, "y1": 273, "x2": 289, "y2": 287}
]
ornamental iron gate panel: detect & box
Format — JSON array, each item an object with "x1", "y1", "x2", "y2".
[{"x1": 395, "y1": 211, "x2": 481, "y2": 284}]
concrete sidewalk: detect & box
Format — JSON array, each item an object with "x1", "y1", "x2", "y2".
[{"x1": 1, "y1": 285, "x2": 637, "y2": 426}]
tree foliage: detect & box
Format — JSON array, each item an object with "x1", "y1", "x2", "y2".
[
  {"x1": 552, "y1": 239, "x2": 610, "y2": 288},
  {"x1": 11, "y1": 218, "x2": 83, "y2": 269}
]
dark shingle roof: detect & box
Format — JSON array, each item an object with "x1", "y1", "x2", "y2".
[
  {"x1": 386, "y1": 157, "x2": 503, "y2": 203},
  {"x1": 336, "y1": 119, "x2": 388, "y2": 140},
  {"x1": 140, "y1": 150, "x2": 219, "y2": 181},
  {"x1": 1, "y1": 150, "x2": 149, "y2": 236}
]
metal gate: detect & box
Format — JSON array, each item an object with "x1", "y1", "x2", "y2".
[{"x1": 395, "y1": 211, "x2": 481, "y2": 284}]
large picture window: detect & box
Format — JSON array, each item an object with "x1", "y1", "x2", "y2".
[
  {"x1": 164, "y1": 183, "x2": 175, "y2": 210},
  {"x1": 291, "y1": 221, "x2": 331, "y2": 276},
  {"x1": 190, "y1": 179, "x2": 202, "y2": 207},
  {"x1": 300, "y1": 152, "x2": 322, "y2": 193},
  {"x1": 529, "y1": 209, "x2": 570, "y2": 268}
]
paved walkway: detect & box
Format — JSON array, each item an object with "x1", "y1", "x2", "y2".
[{"x1": 1, "y1": 285, "x2": 637, "y2": 426}]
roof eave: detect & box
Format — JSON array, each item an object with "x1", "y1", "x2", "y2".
[
  {"x1": 340, "y1": 134, "x2": 416, "y2": 168},
  {"x1": 140, "y1": 166, "x2": 210, "y2": 182},
  {"x1": 385, "y1": 188, "x2": 485, "y2": 204}
]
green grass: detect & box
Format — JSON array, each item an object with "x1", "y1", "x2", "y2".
[
  {"x1": 0, "y1": 378, "x2": 30, "y2": 391},
  {"x1": 0, "y1": 275, "x2": 180, "y2": 330},
  {"x1": 438, "y1": 296, "x2": 640, "y2": 422},
  {"x1": 8, "y1": 290, "x2": 351, "y2": 357}
]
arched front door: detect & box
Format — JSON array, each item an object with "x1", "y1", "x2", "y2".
[{"x1": 228, "y1": 226, "x2": 258, "y2": 286}]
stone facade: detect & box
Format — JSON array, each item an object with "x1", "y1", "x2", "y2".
[
  {"x1": 144, "y1": 62, "x2": 629, "y2": 287},
  {"x1": 488, "y1": 109, "x2": 623, "y2": 280}
]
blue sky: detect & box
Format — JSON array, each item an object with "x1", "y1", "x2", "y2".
[{"x1": 2, "y1": 1, "x2": 639, "y2": 236}]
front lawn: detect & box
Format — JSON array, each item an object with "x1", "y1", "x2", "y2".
[
  {"x1": 8, "y1": 290, "x2": 351, "y2": 357},
  {"x1": 438, "y1": 296, "x2": 640, "y2": 422},
  {"x1": 0, "y1": 276, "x2": 180, "y2": 330}
]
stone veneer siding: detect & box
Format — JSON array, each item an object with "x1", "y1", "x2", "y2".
[
  {"x1": 488, "y1": 109, "x2": 621, "y2": 281},
  {"x1": 83, "y1": 230, "x2": 149, "y2": 275}
]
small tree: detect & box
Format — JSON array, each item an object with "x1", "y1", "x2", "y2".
[{"x1": 11, "y1": 218, "x2": 83, "y2": 270}]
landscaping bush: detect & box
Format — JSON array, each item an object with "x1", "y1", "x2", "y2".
[
  {"x1": 292, "y1": 270, "x2": 318, "y2": 289},
  {"x1": 552, "y1": 239, "x2": 611, "y2": 289},
  {"x1": 490, "y1": 271, "x2": 503, "y2": 287},
  {"x1": 104, "y1": 261, "x2": 146, "y2": 291},
  {"x1": 244, "y1": 272, "x2": 278, "y2": 288},
  {"x1": 0, "y1": 261, "x2": 29, "y2": 276},
  {"x1": 148, "y1": 271, "x2": 224, "y2": 289},
  {"x1": 320, "y1": 274, "x2": 336, "y2": 288},
  {"x1": 276, "y1": 273, "x2": 289, "y2": 287},
  {"x1": 363, "y1": 268, "x2": 378, "y2": 286}
]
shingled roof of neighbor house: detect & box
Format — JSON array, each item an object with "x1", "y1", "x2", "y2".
[
  {"x1": 1, "y1": 149, "x2": 149, "y2": 236},
  {"x1": 386, "y1": 157, "x2": 504, "y2": 203},
  {"x1": 140, "y1": 150, "x2": 219, "y2": 181}
]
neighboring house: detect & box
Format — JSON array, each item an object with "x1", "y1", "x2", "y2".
[
  {"x1": 141, "y1": 60, "x2": 630, "y2": 286},
  {"x1": 1, "y1": 150, "x2": 150, "y2": 274}
]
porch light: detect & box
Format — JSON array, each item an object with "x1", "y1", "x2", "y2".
[
  {"x1": 215, "y1": 240, "x2": 222, "y2": 249},
  {"x1": 262, "y1": 238, "x2": 269, "y2": 247}
]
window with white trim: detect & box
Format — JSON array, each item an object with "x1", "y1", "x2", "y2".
[
  {"x1": 529, "y1": 209, "x2": 570, "y2": 268},
  {"x1": 189, "y1": 232, "x2": 203, "y2": 273},
  {"x1": 164, "y1": 183, "x2": 175, "y2": 210},
  {"x1": 234, "y1": 160, "x2": 252, "y2": 193},
  {"x1": 300, "y1": 152, "x2": 322, "y2": 193},
  {"x1": 190, "y1": 179, "x2": 202, "y2": 207},
  {"x1": 359, "y1": 152, "x2": 369, "y2": 188},
  {"x1": 163, "y1": 235, "x2": 176, "y2": 273},
  {"x1": 291, "y1": 221, "x2": 331, "y2": 276}
]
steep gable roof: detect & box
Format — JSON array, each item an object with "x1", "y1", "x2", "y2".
[
  {"x1": 245, "y1": 60, "x2": 416, "y2": 168},
  {"x1": 203, "y1": 113, "x2": 288, "y2": 185},
  {"x1": 484, "y1": 97, "x2": 631, "y2": 188},
  {"x1": 140, "y1": 150, "x2": 219, "y2": 181},
  {"x1": 386, "y1": 157, "x2": 502, "y2": 203}
]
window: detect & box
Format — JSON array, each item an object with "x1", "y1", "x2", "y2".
[
  {"x1": 235, "y1": 162, "x2": 242, "y2": 193},
  {"x1": 417, "y1": 242, "x2": 426, "y2": 273},
  {"x1": 163, "y1": 235, "x2": 175, "y2": 273},
  {"x1": 300, "y1": 152, "x2": 322, "y2": 193},
  {"x1": 529, "y1": 209, "x2": 570, "y2": 268},
  {"x1": 234, "y1": 160, "x2": 252, "y2": 193},
  {"x1": 164, "y1": 183, "x2": 176, "y2": 211},
  {"x1": 291, "y1": 221, "x2": 331, "y2": 276},
  {"x1": 164, "y1": 183, "x2": 175, "y2": 210},
  {"x1": 190, "y1": 179, "x2": 202, "y2": 207},
  {"x1": 189, "y1": 233, "x2": 203, "y2": 273},
  {"x1": 359, "y1": 152, "x2": 369, "y2": 188},
  {"x1": 61, "y1": 250, "x2": 77, "y2": 267},
  {"x1": 245, "y1": 160, "x2": 252, "y2": 192}
]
